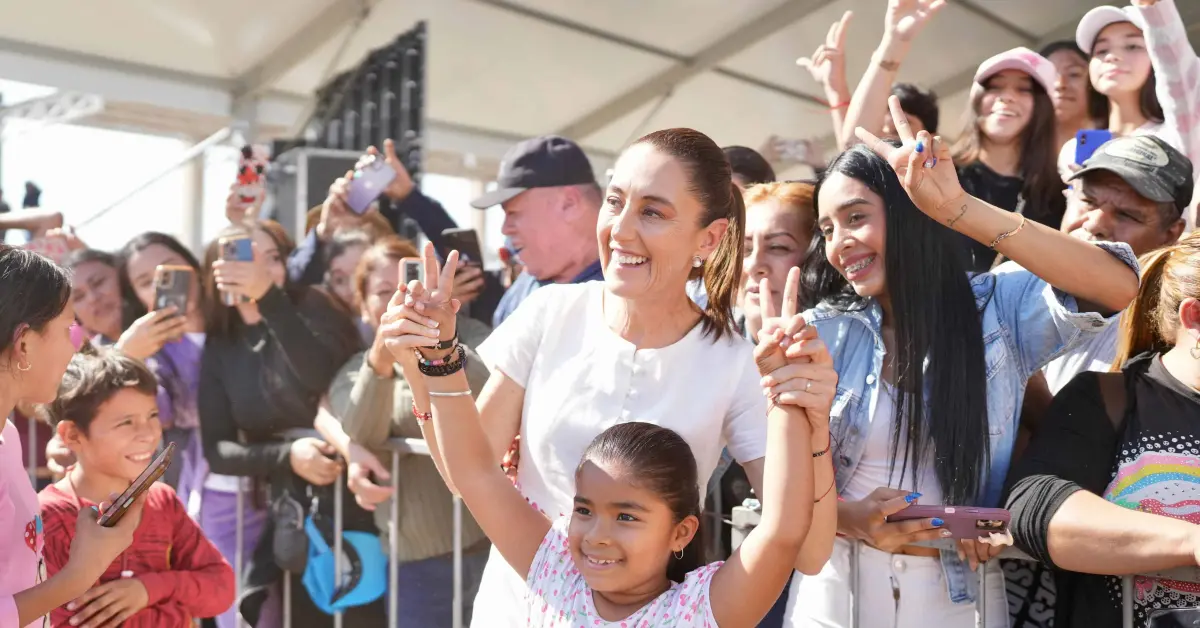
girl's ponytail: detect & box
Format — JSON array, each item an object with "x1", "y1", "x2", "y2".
[{"x1": 1113, "y1": 232, "x2": 1200, "y2": 369}]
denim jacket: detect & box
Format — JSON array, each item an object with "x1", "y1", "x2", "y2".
[{"x1": 805, "y1": 241, "x2": 1137, "y2": 604}]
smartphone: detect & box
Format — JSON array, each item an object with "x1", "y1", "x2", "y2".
[
  {"x1": 346, "y1": 156, "x2": 397, "y2": 215},
  {"x1": 153, "y1": 265, "x2": 193, "y2": 316},
  {"x1": 1075, "y1": 129, "x2": 1114, "y2": 165},
  {"x1": 218, "y1": 234, "x2": 254, "y2": 306},
  {"x1": 441, "y1": 228, "x2": 484, "y2": 266},
  {"x1": 885, "y1": 505, "x2": 1011, "y2": 540},
  {"x1": 400, "y1": 257, "x2": 424, "y2": 286},
  {"x1": 98, "y1": 442, "x2": 176, "y2": 527}
]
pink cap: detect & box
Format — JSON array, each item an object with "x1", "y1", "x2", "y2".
[
  {"x1": 973, "y1": 47, "x2": 1058, "y2": 94},
  {"x1": 1075, "y1": 6, "x2": 1145, "y2": 54}
]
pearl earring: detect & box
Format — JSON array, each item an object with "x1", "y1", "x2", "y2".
[{"x1": 692, "y1": 255, "x2": 703, "y2": 268}]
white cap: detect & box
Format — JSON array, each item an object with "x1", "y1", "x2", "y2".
[
  {"x1": 1076, "y1": 6, "x2": 1146, "y2": 53},
  {"x1": 974, "y1": 47, "x2": 1058, "y2": 95}
]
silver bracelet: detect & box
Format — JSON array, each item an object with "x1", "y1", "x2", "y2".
[{"x1": 429, "y1": 390, "x2": 473, "y2": 397}]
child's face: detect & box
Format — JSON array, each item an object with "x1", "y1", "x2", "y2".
[
  {"x1": 69, "y1": 389, "x2": 162, "y2": 482},
  {"x1": 569, "y1": 460, "x2": 698, "y2": 595}
]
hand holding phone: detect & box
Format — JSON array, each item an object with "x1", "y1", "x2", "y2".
[
  {"x1": 98, "y1": 443, "x2": 175, "y2": 527},
  {"x1": 154, "y1": 265, "x2": 193, "y2": 317},
  {"x1": 885, "y1": 504, "x2": 1011, "y2": 540},
  {"x1": 441, "y1": 228, "x2": 484, "y2": 266},
  {"x1": 217, "y1": 235, "x2": 255, "y2": 306},
  {"x1": 346, "y1": 156, "x2": 398, "y2": 214}
]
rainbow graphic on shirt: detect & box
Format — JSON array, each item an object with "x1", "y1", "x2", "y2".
[{"x1": 1104, "y1": 450, "x2": 1200, "y2": 602}]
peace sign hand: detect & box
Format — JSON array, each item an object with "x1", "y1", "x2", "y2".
[
  {"x1": 855, "y1": 95, "x2": 966, "y2": 222},
  {"x1": 797, "y1": 11, "x2": 852, "y2": 90},
  {"x1": 378, "y1": 242, "x2": 462, "y2": 363},
  {"x1": 754, "y1": 267, "x2": 805, "y2": 378}
]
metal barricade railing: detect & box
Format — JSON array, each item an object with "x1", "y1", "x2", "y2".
[
  {"x1": 253, "y1": 429, "x2": 465, "y2": 628},
  {"x1": 731, "y1": 504, "x2": 1200, "y2": 628}
]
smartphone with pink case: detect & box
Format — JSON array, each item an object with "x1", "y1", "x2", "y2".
[{"x1": 885, "y1": 505, "x2": 1011, "y2": 539}]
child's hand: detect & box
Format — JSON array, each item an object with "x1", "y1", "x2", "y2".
[
  {"x1": 761, "y1": 325, "x2": 838, "y2": 434},
  {"x1": 66, "y1": 578, "x2": 149, "y2": 628},
  {"x1": 754, "y1": 267, "x2": 804, "y2": 378}
]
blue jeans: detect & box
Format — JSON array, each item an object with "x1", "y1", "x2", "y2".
[{"x1": 395, "y1": 546, "x2": 489, "y2": 628}]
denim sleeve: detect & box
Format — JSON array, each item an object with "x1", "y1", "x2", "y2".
[{"x1": 987, "y1": 241, "x2": 1138, "y2": 379}]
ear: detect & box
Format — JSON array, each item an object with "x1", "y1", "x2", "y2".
[
  {"x1": 9, "y1": 323, "x2": 31, "y2": 370},
  {"x1": 1165, "y1": 218, "x2": 1187, "y2": 246},
  {"x1": 57, "y1": 420, "x2": 85, "y2": 450},
  {"x1": 670, "y1": 514, "x2": 701, "y2": 553},
  {"x1": 696, "y1": 217, "x2": 730, "y2": 260},
  {"x1": 1179, "y1": 297, "x2": 1200, "y2": 337}
]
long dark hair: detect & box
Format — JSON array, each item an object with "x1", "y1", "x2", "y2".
[
  {"x1": 634, "y1": 129, "x2": 744, "y2": 342},
  {"x1": 1039, "y1": 41, "x2": 1109, "y2": 124},
  {"x1": 117, "y1": 232, "x2": 206, "y2": 328},
  {"x1": 202, "y1": 221, "x2": 297, "y2": 340},
  {"x1": 954, "y1": 76, "x2": 1066, "y2": 227},
  {"x1": 804, "y1": 145, "x2": 991, "y2": 505},
  {"x1": 0, "y1": 245, "x2": 72, "y2": 360},
  {"x1": 580, "y1": 422, "x2": 707, "y2": 583}
]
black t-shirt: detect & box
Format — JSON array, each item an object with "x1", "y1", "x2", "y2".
[
  {"x1": 956, "y1": 161, "x2": 1023, "y2": 272},
  {"x1": 1005, "y1": 353, "x2": 1200, "y2": 628}
]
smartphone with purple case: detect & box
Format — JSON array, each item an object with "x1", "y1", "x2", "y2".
[
  {"x1": 885, "y1": 505, "x2": 1011, "y2": 539},
  {"x1": 1074, "y1": 129, "x2": 1114, "y2": 166},
  {"x1": 346, "y1": 157, "x2": 397, "y2": 214}
]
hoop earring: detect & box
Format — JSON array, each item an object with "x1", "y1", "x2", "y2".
[
  {"x1": 691, "y1": 255, "x2": 703, "y2": 268},
  {"x1": 673, "y1": 549, "x2": 684, "y2": 560},
  {"x1": 1190, "y1": 336, "x2": 1200, "y2": 361},
  {"x1": 16, "y1": 360, "x2": 31, "y2": 372}
]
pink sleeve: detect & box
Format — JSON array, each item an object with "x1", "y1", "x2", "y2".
[
  {"x1": 0, "y1": 596, "x2": 17, "y2": 628},
  {"x1": 1137, "y1": 0, "x2": 1200, "y2": 178}
]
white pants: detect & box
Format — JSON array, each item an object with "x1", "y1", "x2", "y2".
[
  {"x1": 469, "y1": 544, "x2": 525, "y2": 628},
  {"x1": 783, "y1": 538, "x2": 1010, "y2": 628}
]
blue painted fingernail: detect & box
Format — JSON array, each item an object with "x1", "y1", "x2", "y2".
[
  {"x1": 905, "y1": 492, "x2": 922, "y2": 503},
  {"x1": 915, "y1": 141, "x2": 925, "y2": 153},
  {"x1": 932, "y1": 518, "x2": 944, "y2": 527}
]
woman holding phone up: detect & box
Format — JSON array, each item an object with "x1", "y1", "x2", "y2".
[
  {"x1": 780, "y1": 98, "x2": 1139, "y2": 628},
  {"x1": 198, "y1": 221, "x2": 370, "y2": 627}
]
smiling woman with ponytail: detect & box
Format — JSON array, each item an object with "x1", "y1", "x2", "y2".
[{"x1": 420, "y1": 127, "x2": 835, "y2": 627}]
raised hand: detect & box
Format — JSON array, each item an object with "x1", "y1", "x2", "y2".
[
  {"x1": 856, "y1": 95, "x2": 965, "y2": 222},
  {"x1": 886, "y1": 0, "x2": 946, "y2": 42},
  {"x1": 753, "y1": 267, "x2": 805, "y2": 378},
  {"x1": 797, "y1": 11, "x2": 852, "y2": 89},
  {"x1": 362, "y1": 138, "x2": 416, "y2": 201},
  {"x1": 378, "y1": 241, "x2": 462, "y2": 363}
]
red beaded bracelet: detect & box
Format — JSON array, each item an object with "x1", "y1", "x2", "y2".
[{"x1": 411, "y1": 401, "x2": 432, "y2": 425}]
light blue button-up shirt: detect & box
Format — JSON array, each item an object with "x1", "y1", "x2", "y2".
[{"x1": 805, "y1": 241, "x2": 1137, "y2": 604}]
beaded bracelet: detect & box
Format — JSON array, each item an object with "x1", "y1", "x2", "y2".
[
  {"x1": 416, "y1": 345, "x2": 467, "y2": 377},
  {"x1": 411, "y1": 401, "x2": 432, "y2": 426}
]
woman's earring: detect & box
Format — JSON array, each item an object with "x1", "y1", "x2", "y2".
[
  {"x1": 17, "y1": 360, "x2": 31, "y2": 372},
  {"x1": 692, "y1": 255, "x2": 703, "y2": 268},
  {"x1": 673, "y1": 549, "x2": 684, "y2": 560},
  {"x1": 1190, "y1": 336, "x2": 1200, "y2": 360}
]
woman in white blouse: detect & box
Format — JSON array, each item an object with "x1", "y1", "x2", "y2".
[{"x1": 430, "y1": 128, "x2": 834, "y2": 626}]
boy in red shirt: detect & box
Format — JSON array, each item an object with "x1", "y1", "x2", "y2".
[{"x1": 38, "y1": 349, "x2": 234, "y2": 627}]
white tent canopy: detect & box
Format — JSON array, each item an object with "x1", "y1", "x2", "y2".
[{"x1": 2, "y1": 0, "x2": 1199, "y2": 180}]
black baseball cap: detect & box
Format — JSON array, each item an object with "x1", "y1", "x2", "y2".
[
  {"x1": 1069, "y1": 135, "x2": 1194, "y2": 212},
  {"x1": 470, "y1": 135, "x2": 596, "y2": 209}
]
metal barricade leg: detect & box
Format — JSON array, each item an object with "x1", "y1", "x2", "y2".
[
  {"x1": 849, "y1": 540, "x2": 860, "y2": 628},
  {"x1": 283, "y1": 572, "x2": 292, "y2": 628},
  {"x1": 389, "y1": 450, "x2": 400, "y2": 626},
  {"x1": 976, "y1": 562, "x2": 987, "y2": 628},
  {"x1": 1122, "y1": 575, "x2": 1134, "y2": 628},
  {"x1": 453, "y1": 496, "x2": 463, "y2": 628},
  {"x1": 235, "y1": 483, "x2": 246, "y2": 628},
  {"x1": 334, "y1": 473, "x2": 344, "y2": 628}
]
